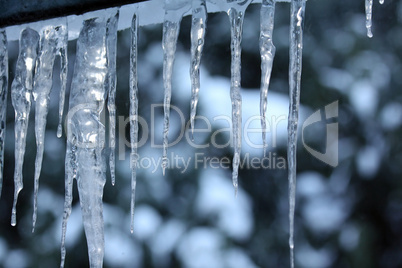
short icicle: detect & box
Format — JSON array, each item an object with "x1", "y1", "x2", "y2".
[
  {"x1": 189, "y1": 0, "x2": 207, "y2": 137},
  {"x1": 60, "y1": 10, "x2": 118, "y2": 268},
  {"x1": 260, "y1": 0, "x2": 276, "y2": 157},
  {"x1": 365, "y1": 0, "x2": 373, "y2": 38},
  {"x1": 162, "y1": 0, "x2": 191, "y2": 175},
  {"x1": 11, "y1": 28, "x2": 40, "y2": 226},
  {"x1": 217, "y1": 0, "x2": 252, "y2": 194},
  {"x1": 288, "y1": 0, "x2": 306, "y2": 268},
  {"x1": 0, "y1": 30, "x2": 8, "y2": 199},
  {"x1": 106, "y1": 11, "x2": 119, "y2": 185},
  {"x1": 32, "y1": 24, "x2": 68, "y2": 232},
  {"x1": 56, "y1": 23, "x2": 69, "y2": 138},
  {"x1": 130, "y1": 8, "x2": 139, "y2": 234}
]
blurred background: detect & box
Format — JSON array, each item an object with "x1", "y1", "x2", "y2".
[{"x1": 0, "y1": 0, "x2": 402, "y2": 267}]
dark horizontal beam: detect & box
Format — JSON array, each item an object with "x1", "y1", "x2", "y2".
[{"x1": 0, "y1": 0, "x2": 147, "y2": 28}]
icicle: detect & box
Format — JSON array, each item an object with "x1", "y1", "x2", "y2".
[
  {"x1": 162, "y1": 0, "x2": 191, "y2": 175},
  {"x1": 10, "y1": 28, "x2": 40, "y2": 226},
  {"x1": 189, "y1": 0, "x2": 207, "y2": 138},
  {"x1": 0, "y1": 30, "x2": 8, "y2": 199},
  {"x1": 60, "y1": 10, "x2": 117, "y2": 267},
  {"x1": 130, "y1": 8, "x2": 139, "y2": 234},
  {"x1": 106, "y1": 11, "x2": 119, "y2": 186},
  {"x1": 32, "y1": 24, "x2": 68, "y2": 232},
  {"x1": 288, "y1": 1, "x2": 306, "y2": 267},
  {"x1": 379, "y1": 0, "x2": 384, "y2": 4},
  {"x1": 260, "y1": 0, "x2": 276, "y2": 157},
  {"x1": 56, "y1": 24, "x2": 69, "y2": 138},
  {"x1": 216, "y1": 0, "x2": 252, "y2": 194},
  {"x1": 365, "y1": 0, "x2": 373, "y2": 38}
]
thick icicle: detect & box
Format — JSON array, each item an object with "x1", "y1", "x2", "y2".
[
  {"x1": 0, "y1": 30, "x2": 8, "y2": 199},
  {"x1": 365, "y1": 0, "x2": 373, "y2": 38},
  {"x1": 10, "y1": 28, "x2": 40, "y2": 226},
  {"x1": 60, "y1": 11, "x2": 116, "y2": 268},
  {"x1": 57, "y1": 24, "x2": 69, "y2": 138},
  {"x1": 130, "y1": 9, "x2": 139, "y2": 234},
  {"x1": 106, "y1": 11, "x2": 119, "y2": 185},
  {"x1": 260, "y1": 0, "x2": 276, "y2": 157},
  {"x1": 216, "y1": 0, "x2": 251, "y2": 194},
  {"x1": 32, "y1": 24, "x2": 68, "y2": 232},
  {"x1": 162, "y1": 0, "x2": 191, "y2": 175},
  {"x1": 189, "y1": 0, "x2": 207, "y2": 137},
  {"x1": 288, "y1": 1, "x2": 306, "y2": 268}
]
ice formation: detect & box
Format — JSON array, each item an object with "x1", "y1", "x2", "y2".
[
  {"x1": 60, "y1": 9, "x2": 118, "y2": 268},
  {"x1": 215, "y1": 0, "x2": 252, "y2": 194},
  {"x1": 162, "y1": 0, "x2": 191, "y2": 175},
  {"x1": 260, "y1": 0, "x2": 276, "y2": 157},
  {"x1": 57, "y1": 26, "x2": 69, "y2": 138},
  {"x1": 0, "y1": 0, "x2": 385, "y2": 267},
  {"x1": 189, "y1": 0, "x2": 207, "y2": 137},
  {"x1": 288, "y1": 0, "x2": 306, "y2": 267},
  {"x1": 32, "y1": 23, "x2": 68, "y2": 232},
  {"x1": 11, "y1": 28, "x2": 40, "y2": 226},
  {"x1": 0, "y1": 30, "x2": 7, "y2": 199},
  {"x1": 106, "y1": 11, "x2": 119, "y2": 185},
  {"x1": 130, "y1": 7, "x2": 139, "y2": 234},
  {"x1": 365, "y1": 0, "x2": 373, "y2": 38}
]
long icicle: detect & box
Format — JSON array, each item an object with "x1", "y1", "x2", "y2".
[
  {"x1": 32, "y1": 25, "x2": 68, "y2": 232},
  {"x1": 260, "y1": 0, "x2": 276, "y2": 157},
  {"x1": 288, "y1": 0, "x2": 306, "y2": 267},
  {"x1": 189, "y1": 0, "x2": 207, "y2": 138},
  {"x1": 106, "y1": 11, "x2": 119, "y2": 186},
  {"x1": 225, "y1": 0, "x2": 251, "y2": 195},
  {"x1": 11, "y1": 28, "x2": 40, "y2": 226},
  {"x1": 365, "y1": 0, "x2": 373, "y2": 38},
  {"x1": 60, "y1": 10, "x2": 118, "y2": 267},
  {"x1": 130, "y1": 7, "x2": 139, "y2": 234},
  {"x1": 0, "y1": 30, "x2": 8, "y2": 199},
  {"x1": 162, "y1": 0, "x2": 191, "y2": 175},
  {"x1": 56, "y1": 23, "x2": 69, "y2": 138}
]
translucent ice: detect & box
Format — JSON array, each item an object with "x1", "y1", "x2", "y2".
[
  {"x1": 365, "y1": 0, "x2": 373, "y2": 38},
  {"x1": 106, "y1": 11, "x2": 119, "y2": 185},
  {"x1": 0, "y1": 30, "x2": 8, "y2": 199},
  {"x1": 32, "y1": 24, "x2": 68, "y2": 232},
  {"x1": 162, "y1": 0, "x2": 191, "y2": 174},
  {"x1": 260, "y1": 0, "x2": 276, "y2": 157},
  {"x1": 216, "y1": 0, "x2": 252, "y2": 194},
  {"x1": 130, "y1": 8, "x2": 139, "y2": 233},
  {"x1": 11, "y1": 28, "x2": 40, "y2": 226},
  {"x1": 288, "y1": 0, "x2": 306, "y2": 267},
  {"x1": 56, "y1": 24, "x2": 68, "y2": 138},
  {"x1": 60, "y1": 10, "x2": 118, "y2": 268},
  {"x1": 189, "y1": 0, "x2": 207, "y2": 137}
]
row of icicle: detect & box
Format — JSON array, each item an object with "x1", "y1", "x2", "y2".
[{"x1": 0, "y1": 0, "x2": 382, "y2": 267}]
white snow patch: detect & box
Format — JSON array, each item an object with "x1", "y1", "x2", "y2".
[
  {"x1": 177, "y1": 227, "x2": 225, "y2": 268},
  {"x1": 349, "y1": 80, "x2": 378, "y2": 118},
  {"x1": 356, "y1": 145, "x2": 381, "y2": 179},
  {"x1": 150, "y1": 219, "x2": 186, "y2": 256},
  {"x1": 196, "y1": 169, "x2": 253, "y2": 241},
  {"x1": 380, "y1": 102, "x2": 402, "y2": 130},
  {"x1": 339, "y1": 223, "x2": 360, "y2": 251},
  {"x1": 296, "y1": 243, "x2": 335, "y2": 268},
  {"x1": 224, "y1": 248, "x2": 258, "y2": 268},
  {"x1": 105, "y1": 228, "x2": 143, "y2": 267},
  {"x1": 302, "y1": 196, "x2": 347, "y2": 233},
  {"x1": 297, "y1": 172, "x2": 327, "y2": 197},
  {"x1": 132, "y1": 204, "x2": 162, "y2": 241}
]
